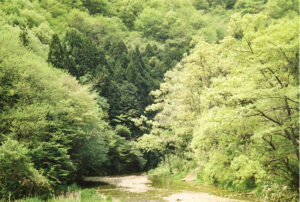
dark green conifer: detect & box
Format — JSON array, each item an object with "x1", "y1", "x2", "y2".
[{"x1": 48, "y1": 34, "x2": 65, "y2": 69}]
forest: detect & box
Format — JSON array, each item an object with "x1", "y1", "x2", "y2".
[{"x1": 0, "y1": 0, "x2": 298, "y2": 201}]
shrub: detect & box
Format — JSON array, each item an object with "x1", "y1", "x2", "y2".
[{"x1": 0, "y1": 139, "x2": 51, "y2": 200}]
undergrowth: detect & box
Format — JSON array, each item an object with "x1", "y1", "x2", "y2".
[{"x1": 14, "y1": 184, "x2": 113, "y2": 202}]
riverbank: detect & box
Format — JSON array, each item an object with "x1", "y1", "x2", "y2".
[
  {"x1": 147, "y1": 160, "x2": 258, "y2": 201},
  {"x1": 82, "y1": 175, "x2": 253, "y2": 202},
  {"x1": 15, "y1": 187, "x2": 113, "y2": 202},
  {"x1": 163, "y1": 192, "x2": 242, "y2": 202},
  {"x1": 16, "y1": 174, "x2": 255, "y2": 202}
]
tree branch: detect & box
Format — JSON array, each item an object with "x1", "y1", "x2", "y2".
[{"x1": 256, "y1": 109, "x2": 282, "y2": 125}]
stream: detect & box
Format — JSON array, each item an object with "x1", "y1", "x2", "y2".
[{"x1": 82, "y1": 175, "x2": 253, "y2": 202}]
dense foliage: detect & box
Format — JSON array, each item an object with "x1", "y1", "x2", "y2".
[
  {"x1": 138, "y1": 0, "x2": 299, "y2": 200},
  {"x1": 0, "y1": 0, "x2": 298, "y2": 201}
]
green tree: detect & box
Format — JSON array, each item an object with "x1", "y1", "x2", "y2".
[
  {"x1": 0, "y1": 26, "x2": 113, "y2": 197},
  {"x1": 144, "y1": 7, "x2": 299, "y2": 199},
  {"x1": 48, "y1": 34, "x2": 65, "y2": 69},
  {"x1": 30, "y1": 140, "x2": 75, "y2": 189},
  {"x1": 115, "y1": 125, "x2": 131, "y2": 140},
  {"x1": 62, "y1": 28, "x2": 105, "y2": 78},
  {"x1": 134, "y1": 8, "x2": 169, "y2": 41},
  {"x1": 112, "y1": 0, "x2": 144, "y2": 29},
  {"x1": 82, "y1": 0, "x2": 113, "y2": 16},
  {"x1": 0, "y1": 139, "x2": 50, "y2": 200}
]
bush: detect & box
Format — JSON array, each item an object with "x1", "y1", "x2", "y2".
[
  {"x1": 149, "y1": 154, "x2": 197, "y2": 179},
  {"x1": 30, "y1": 141, "x2": 75, "y2": 190},
  {"x1": 259, "y1": 183, "x2": 298, "y2": 202},
  {"x1": 0, "y1": 139, "x2": 51, "y2": 200}
]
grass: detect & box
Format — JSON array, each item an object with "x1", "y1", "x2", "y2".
[{"x1": 16, "y1": 187, "x2": 114, "y2": 202}]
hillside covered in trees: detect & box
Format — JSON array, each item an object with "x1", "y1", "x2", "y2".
[{"x1": 0, "y1": 0, "x2": 298, "y2": 201}]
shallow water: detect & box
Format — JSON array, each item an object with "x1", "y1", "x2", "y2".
[{"x1": 81, "y1": 175, "x2": 253, "y2": 202}]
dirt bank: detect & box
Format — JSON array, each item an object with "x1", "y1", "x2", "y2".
[{"x1": 84, "y1": 175, "x2": 153, "y2": 193}]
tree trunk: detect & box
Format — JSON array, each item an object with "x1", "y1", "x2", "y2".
[{"x1": 166, "y1": 154, "x2": 173, "y2": 174}]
